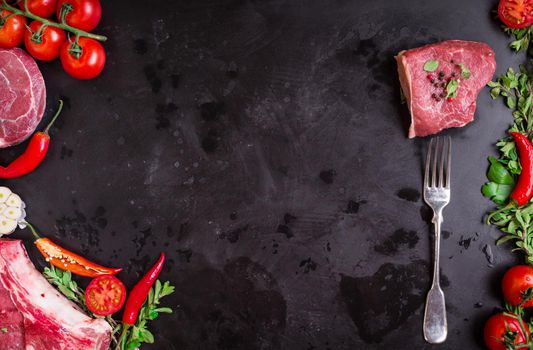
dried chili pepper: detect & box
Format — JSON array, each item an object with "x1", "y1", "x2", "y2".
[
  {"x1": 510, "y1": 132, "x2": 533, "y2": 206},
  {"x1": 25, "y1": 222, "x2": 122, "y2": 277},
  {"x1": 122, "y1": 252, "x2": 165, "y2": 325},
  {"x1": 0, "y1": 100, "x2": 63, "y2": 179}
]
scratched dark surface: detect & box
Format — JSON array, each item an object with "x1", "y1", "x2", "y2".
[{"x1": 2, "y1": 0, "x2": 529, "y2": 349}]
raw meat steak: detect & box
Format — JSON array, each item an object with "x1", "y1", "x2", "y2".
[
  {"x1": 0, "y1": 239, "x2": 111, "y2": 350},
  {"x1": 395, "y1": 40, "x2": 496, "y2": 138},
  {"x1": 0, "y1": 48, "x2": 46, "y2": 148}
]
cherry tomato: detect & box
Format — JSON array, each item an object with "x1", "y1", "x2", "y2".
[
  {"x1": 498, "y1": 0, "x2": 533, "y2": 29},
  {"x1": 56, "y1": 0, "x2": 101, "y2": 32},
  {"x1": 24, "y1": 21, "x2": 66, "y2": 61},
  {"x1": 19, "y1": 0, "x2": 57, "y2": 18},
  {"x1": 503, "y1": 265, "x2": 533, "y2": 307},
  {"x1": 60, "y1": 37, "x2": 106, "y2": 80},
  {"x1": 484, "y1": 313, "x2": 530, "y2": 350},
  {"x1": 0, "y1": 10, "x2": 26, "y2": 49},
  {"x1": 85, "y1": 275, "x2": 126, "y2": 316}
]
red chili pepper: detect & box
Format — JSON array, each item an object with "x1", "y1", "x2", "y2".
[
  {"x1": 0, "y1": 100, "x2": 63, "y2": 179},
  {"x1": 26, "y1": 222, "x2": 122, "y2": 277},
  {"x1": 122, "y1": 252, "x2": 165, "y2": 325},
  {"x1": 510, "y1": 132, "x2": 533, "y2": 206}
]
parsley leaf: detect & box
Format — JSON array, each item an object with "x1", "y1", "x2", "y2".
[
  {"x1": 423, "y1": 59, "x2": 439, "y2": 72},
  {"x1": 459, "y1": 63, "x2": 471, "y2": 79},
  {"x1": 446, "y1": 79, "x2": 459, "y2": 98},
  {"x1": 1, "y1": 327, "x2": 7, "y2": 333}
]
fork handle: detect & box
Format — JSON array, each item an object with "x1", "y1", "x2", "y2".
[{"x1": 423, "y1": 211, "x2": 447, "y2": 343}]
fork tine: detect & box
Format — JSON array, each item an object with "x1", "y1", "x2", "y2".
[
  {"x1": 446, "y1": 136, "x2": 452, "y2": 188},
  {"x1": 439, "y1": 137, "x2": 445, "y2": 188},
  {"x1": 425, "y1": 138, "x2": 434, "y2": 188},
  {"x1": 432, "y1": 137, "x2": 439, "y2": 187}
]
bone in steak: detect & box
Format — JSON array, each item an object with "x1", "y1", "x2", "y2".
[
  {"x1": 0, "y1": 48, "x2": 46, "y2": 148},
  {"x1": 396, "y1": 40, "x2": 496, "y2": 138},
  {"x1": 0, "y1": 239, "x2": 111, "y2": 350}
]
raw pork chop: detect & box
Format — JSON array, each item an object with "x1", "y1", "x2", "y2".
[
  {"x1": 0, "y1": 48, "x2": 46, "y2": 148},
  {"x1": 0, "y1": 239, "x2": 111, "y2": 350},
  {"x1": 396, "y1": 40, "x2": 496, "y2": 138}
]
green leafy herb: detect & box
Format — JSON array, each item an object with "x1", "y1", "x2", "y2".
[
  {"x1": 1, "y1": 327, "x2": 7, "y2": 333},
  {"x1": 116, "y1": 280, "x2": 175, "y2": 350},
  {"x1": 446, "y1": 79, "x2": 459, "y2": 98},
  {"x1": 423, "y1": 59, "x2": 439, "y2": 72},
  {"x1": 504, "y1": 26, "x2": 533, "y2": 55},
  {"x1": 43, "y1": 266, "x2": 86, "y2": 308},
  {"x1": 483, "y1": 61, "x2": 533, "y2": 262},
  {"x1": 459, "y1": 63, "x2": 471, "y2": 79},
  {"x1": 487, "y1": 156, "x2": 515, "y2": 185}
]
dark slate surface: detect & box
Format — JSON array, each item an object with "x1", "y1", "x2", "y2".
[{"x1": 2, "y1": 0, "x2": 528, "y2": 349}]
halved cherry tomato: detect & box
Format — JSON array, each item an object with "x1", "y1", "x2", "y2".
[
  {"x1": 0, "y1": 10, "x2": 26, "y2": 49},
  {"x1": 24, "y1": 21, "x2": 66, "y2": 61},
  {"x1": 85, "y1": 275, "x2": 126, "y2": 316},
  {"x1": 56, "y1": 0, "x2": 101, "y2": 32},
  {"x1": 484, "y1": 313, "x2": 530, "y2": 350},
  {"x1": 498, "y1": 0, "x2": 533, "y2": 29},
  {"x1": 20, "y1": 0, "x2": 57, "y2": 18},
  {"x1": 59, "y1": 37, "x2": 106, "y2": 79},
  {"x1": 502, "y1": 265, "x2": 533, "y2": 307}
]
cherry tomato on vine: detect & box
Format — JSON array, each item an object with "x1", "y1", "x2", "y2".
[
  {"x1": 19, "y1": 0, "x2": 58, "y2": 18},
  {"x1": 85, "y1": 275, "x2": 126, "y2": 316},
  {"x1": 498, "y1": 0, "x2": 533, "y2": 29},
  {"x1": 56, "y1": 0, "x2": 101, "y2": 32},
  {"x1": 0, "y1": 10, "x2": 26, "y2": 49},
  {"x1": 502, "y1": 265, "x2": 533, "y2": 307},
  {"x1": 60, "y1": 37, "x2": 105, "y2": 79},
  {"x1": 24, "y1": 21, "x2": 66, "y2": 61},
  {"x1": 484, "y1": 313, "x2": 530, "y2": 350}
]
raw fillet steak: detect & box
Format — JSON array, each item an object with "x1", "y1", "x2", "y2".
[
  {"x1": 395, "y1": 40, "x2": 496, "y2": 138},
  {"x1": 0, "y1": 239, "x2": 111, "y2": 350},
  {"x1": 0, "y1": 48, "x2": 46, "y2": 148}
]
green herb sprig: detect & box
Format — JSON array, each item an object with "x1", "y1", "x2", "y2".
[
  {"x1": 483, "y1": 63, "x2": 533, "y2": 262},
  {"x1": 43, "y1": 266, "x2": 87, "y2": 309},
  {"x1": 116, "y1": 280, "x2": 175, "y2": 350},
  {"x1": 504, "y1": 26, "x2": 533, "y2": 55}
]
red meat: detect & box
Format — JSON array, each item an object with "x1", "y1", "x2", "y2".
[
  {"x1": 396, "y1": 40, "x2": 496, "y2": 138},
  {"x1": 0, "y1": 48, "x2": 46, "y2": 148},
  {"x1": 0, "y1": 239, "x2": 111, "y2": 350}
]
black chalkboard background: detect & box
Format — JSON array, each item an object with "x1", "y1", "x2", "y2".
[{"x1": 3, "y1": 0, "x2": 527, "y2": 349}]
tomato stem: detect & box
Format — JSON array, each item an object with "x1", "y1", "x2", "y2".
[{"x1": 0, "y1": 0, "x2": 107, "y2": 42}]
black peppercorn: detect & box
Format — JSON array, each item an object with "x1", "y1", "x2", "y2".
[
  {"x1": 451, "y1": 72, "x2": 456, "y2": 77},
  {"x1": 439, "y1": 93, "x2": 445, "y2": 98},
  {"x1": 440, "y1": 82, "x2": 446, "y2": 88},
  {"x1": 436, "y1": 98, "x2": 441, "y2": 102},
  {"x1": 439, "y1": 71, "x2": 445, "y2": 77}
]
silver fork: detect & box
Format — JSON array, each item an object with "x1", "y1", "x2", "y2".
[{"x1": 422, "y1": 136, "x2": 451, "y2": 344}]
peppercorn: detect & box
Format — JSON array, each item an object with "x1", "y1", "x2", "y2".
[
  {"x1": 430, "y1": 79, "x2": 435, "y2": 83},
  {"x1": 439, "y1": 92, "x2": 445, "y2": 98},
  {"x1": 439, "y1": 71, "x2": 445, "y2": 78},
  {"x1": 451, "y1": 72, "x2": 456, "y2": 77},
  {"x1": 440, "y1": 82, "x2": 446, "y2": 88},
  {"x1": 431, "y1": 93, "x2": 437, "y2": 99},
  {"x1": 436, "y1": 98, "x2": 441, "y2": 102}
]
